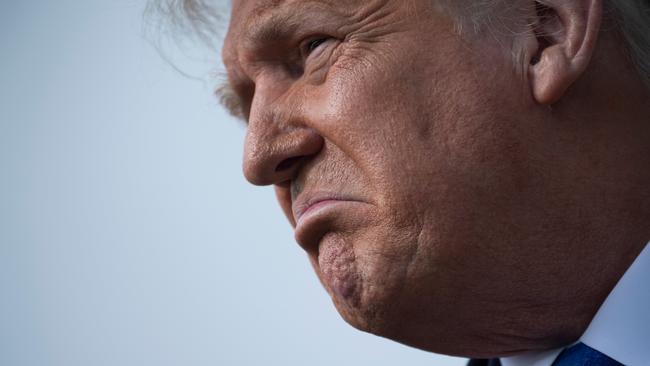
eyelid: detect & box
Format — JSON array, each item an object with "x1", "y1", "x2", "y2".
[{"x1": 301, "y1": 36, "x2": 332, "y2": 60}]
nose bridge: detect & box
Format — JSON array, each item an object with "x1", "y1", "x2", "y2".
[{"x1": 243, "y1": 82, "x2": 323, "y2": 186}]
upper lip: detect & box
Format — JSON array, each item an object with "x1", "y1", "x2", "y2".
[{"x1": 292, "y1": 191, "x2": 359, "y2": 224}]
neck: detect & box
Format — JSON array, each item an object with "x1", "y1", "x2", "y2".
[{"x1": 515, "y1": 32, "x2": 650, "y2": 352}]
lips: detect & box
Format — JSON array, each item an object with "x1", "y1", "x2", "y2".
[
  {"x1": 293, "y1": 192, "x2": 352, "y2": 223},
  {"x1": 291, "y1": 191, "x2": 368, "y2": 253}
]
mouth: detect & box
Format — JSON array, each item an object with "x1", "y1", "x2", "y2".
[
  {"x1": 293, "y1": 194, "x2": 347, "y2": 223},
  {"x1": 292, "y1": 192, "x2": 368, "y2": 253}
]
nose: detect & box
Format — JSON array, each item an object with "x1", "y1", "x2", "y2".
[{"x1": 243, "y1": 109, "x2": 324, "y2": 186}]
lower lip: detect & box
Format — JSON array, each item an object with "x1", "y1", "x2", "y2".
[{"x1": 294, "y1": 199, "x2": 367, "y2": 253}]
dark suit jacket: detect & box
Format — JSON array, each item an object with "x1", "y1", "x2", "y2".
[{"x1": 467, "y1": 359, "x2": 501, "y2": 366}]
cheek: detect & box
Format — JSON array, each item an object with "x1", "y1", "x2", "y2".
[
  {"x1": 305, "y1": 69, "x2": 434, "y2": 196},
  {"x1": 299, "y1": 30, "x2": 535, "y2": 333}
]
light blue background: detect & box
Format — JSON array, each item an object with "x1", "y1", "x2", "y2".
[{"x1": 0, "y1": 1, "x2": 465, "y2": 365}]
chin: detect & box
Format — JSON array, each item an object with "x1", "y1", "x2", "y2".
[
  {"x1": 319, "y1": 261, "x2": 413, "y2": 346},
  {"x1": 330, "y1": 290, "x2": 467, "y2": 357},
  {"x1": 313, "y1": 225, "x2": 430, "y2": 342},
  {"x1": 329, "y1": 285, "x2": 401, "y2": 339},
  {"x1": 329, "y1": 286, "x2": 449, "y2": 358}
]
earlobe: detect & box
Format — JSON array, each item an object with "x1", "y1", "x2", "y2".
[
  {"x1": 531, "y1": 46, "x2": 572, "y2": 105},
  {"x1": 528, "y1": 0, "x2": 603, "y2": 105}
]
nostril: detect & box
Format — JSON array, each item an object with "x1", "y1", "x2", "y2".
[{"x1": 275, "y1": 156, "x2": 303, "y2": 172}]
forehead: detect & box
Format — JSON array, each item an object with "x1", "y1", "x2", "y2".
[
  {"x1": 230, "y1": 0, "x2": 284, "y2": 20},
  {"x1": 224, "y1": 0, "x2": 367, "y2": 47},
  {"x1": 223, "y1": 0, "x2": 367, "y2": 71},
  {"x1": 230, "y1": 0, "x2": 363, "y2": 20}
]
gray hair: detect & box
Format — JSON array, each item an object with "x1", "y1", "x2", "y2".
[
  {"x1": 152, "y1": 0, "x2": 650, "y2": 87},
  {"x1": 449, "y1": 0, "x2": 650, "y2": 88},
  {"x1": 608, "y1": 0, "x2": 650, "y2": 87}
]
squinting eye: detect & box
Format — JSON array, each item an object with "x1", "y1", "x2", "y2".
[{"x1": 306, "y1": 38, "x2": 328, "y2": 54}]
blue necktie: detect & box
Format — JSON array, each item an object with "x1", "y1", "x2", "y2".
[{"x1": 551, "y1": 342, "x2": 623, "y2": 366}]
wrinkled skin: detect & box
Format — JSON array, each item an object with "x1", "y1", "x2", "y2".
[{"x1": 222, "y1": 0, "x2": 650, "y2": 358}]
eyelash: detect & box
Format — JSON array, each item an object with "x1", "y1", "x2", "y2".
[
  {"x1": 302, "y1": 37, "x2": 329, "y2": 57},
  {"x1": 307, "y1": 38, "x2": 327, "y2": 53}
]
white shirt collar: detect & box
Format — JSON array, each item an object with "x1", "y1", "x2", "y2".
[
  {"x1": 499, "y1": 348, "x2": 564, "y2": 366},
  {"x1": 501, "y1": 241, "x2": 650, "y2": 366}
]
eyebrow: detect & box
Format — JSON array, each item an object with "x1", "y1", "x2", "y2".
[
  {"x1": 218, "y1": 0, "x2": 335, "y2": 121},
  {"x1": 216, "y1": 2, "x2": 297, "y2": 121},
  {"x1": 248, "y1": 13, "x2": 299, "y2": 48},
  {"x1": 244, "y1": 0, "x2": 312, "y2": 46},
  {"x1": 215, "y1": 78, "x2": 245, "y2": 120}
]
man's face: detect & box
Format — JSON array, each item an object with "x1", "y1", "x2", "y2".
[{"x1": 223, "y1": 0, "x2": 592, "y2": 357}]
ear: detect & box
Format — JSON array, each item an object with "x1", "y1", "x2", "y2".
[{"x1": 527, "y1": 0, "x2": 603, "y2": 105}]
